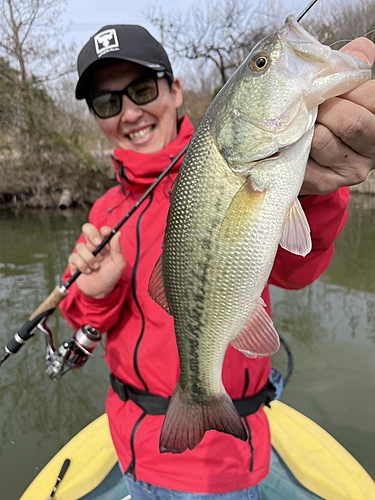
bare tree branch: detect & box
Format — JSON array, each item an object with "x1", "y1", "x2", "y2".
[
  {"x1": 0, "y1": 0, "x2": 75, "y2": 83},
  {"x1": 145, "y1": 0, "x2": 292, "y2": 86}
]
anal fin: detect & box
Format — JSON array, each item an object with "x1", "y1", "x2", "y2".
[{"x1": 231, "y1": 298, "x2": 280, "y2": 357}]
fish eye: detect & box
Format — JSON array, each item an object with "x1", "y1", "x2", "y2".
[{"x1": 249, "y1": 54, "x2": 270, "y2": 72}]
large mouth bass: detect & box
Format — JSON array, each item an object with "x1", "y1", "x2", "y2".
[{"x1": 149, "y1": 15, "x2": 371, "y2": 453}]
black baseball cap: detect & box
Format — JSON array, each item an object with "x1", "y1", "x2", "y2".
[{"x1": 75, "y1": 24, "x2": 173, "y2": 100}]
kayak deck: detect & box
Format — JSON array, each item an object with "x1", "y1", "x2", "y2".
[{"x1": 21, "y1": 401, "x2": 375, "y2": 500}]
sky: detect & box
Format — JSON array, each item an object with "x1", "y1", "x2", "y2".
[
  {"x1": 60, "y1": 0, "x2": 197, "y2": 48},
  {"x1": 59, "y1": 0, "x2": 367, "y2": 51},
  {"x1": 59, "y1": 0, "x2": 312, "y2": 50}
]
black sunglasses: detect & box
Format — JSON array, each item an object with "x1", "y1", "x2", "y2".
[{"x1": 89, "y1": 72, "x2": 166, "y2": 119}]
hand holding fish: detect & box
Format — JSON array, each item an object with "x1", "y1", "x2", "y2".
[
  {"x1": 302, "y1": 37, "x2": 375, "y2": 195},
  {"x1": 68, "y1": 223, "x2": 125, "y2": 299}
]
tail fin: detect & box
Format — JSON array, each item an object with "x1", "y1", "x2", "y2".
[{"x1": 160, "y1": 384, "x2": 247, "y2": 453}]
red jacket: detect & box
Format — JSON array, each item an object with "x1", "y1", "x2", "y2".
[{"x1": 60, "y1": 116, "x2": 349, "y2": 493}]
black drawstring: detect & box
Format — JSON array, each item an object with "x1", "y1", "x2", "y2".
[{"x1": 242, "y1": 368, "x2": 250, "y2": 398}]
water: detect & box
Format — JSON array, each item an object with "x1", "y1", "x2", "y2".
[
  {"x1": 0, "y1": 196, "x2": 374, "y2": 499},
  {"x1": 271, "y1": 194, "x2": 375, "y2": 482},
  {"x1": 0, "y1": 209, "x2": 110, "y2": 500}
]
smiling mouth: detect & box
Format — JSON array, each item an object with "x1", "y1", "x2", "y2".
[{"x1": 128, "y1": 125, "x2": 154, "y2": 141}]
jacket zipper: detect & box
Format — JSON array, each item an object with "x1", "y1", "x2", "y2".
[
  {"x1": 131, "y1": 192, "x2": 154, "y2": 392},
  {"x1": 242, "y1": 368, "x2": 254, "y2": 471},
  {"x1": 125, "y1": 193, "x2": 154, "y2": 479},
  {"x1": 125, "y1": 411, "x2": 147, "y2": 479}
]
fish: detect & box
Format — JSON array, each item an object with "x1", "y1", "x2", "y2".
[{"x1": 149, "y1": 15, "x2": 371, "y2": 454}]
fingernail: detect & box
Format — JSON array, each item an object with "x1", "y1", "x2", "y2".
[
  {"x1": 93, "y1": 262, "x2": 99, "y2": 269},
  {"x1": 349, "y1": 51, "x2": 370, "y2": 65},
  {"x1": 94, "y1": 237, "x2": 101, "y2": 245}
]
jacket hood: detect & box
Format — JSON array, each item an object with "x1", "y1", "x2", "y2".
[{"x1": 111, "y1": 116, "x2": 194, "y2": 192}]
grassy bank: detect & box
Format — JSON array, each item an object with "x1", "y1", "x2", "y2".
[
  {"x1": 1, "y1": 161, "x2": 374, "y2": 210},
  {"x1": 0, "y1": 157, "x2": 115, "y2": 209}
]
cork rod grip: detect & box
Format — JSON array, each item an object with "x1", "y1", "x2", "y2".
[{"x1": 29, "y1": 286, "x2": 68, "y2": 321}]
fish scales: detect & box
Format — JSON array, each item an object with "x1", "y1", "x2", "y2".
[{"x1": 148, "y1": 15, "x2": 372, "y2": 453}]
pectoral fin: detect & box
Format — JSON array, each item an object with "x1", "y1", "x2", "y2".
[
  {"x1": 219, "y1": 180, "x2": 265, "y2": 242},
  {"x1": 231, "y1": 298, "x2": 280, "y2": 357},
  {"x1": 148, "y1": 255, "x2": 171, "y2": 315},
  {"x1": 279, "y1": 198, "x2": 311, "y2": 257}
]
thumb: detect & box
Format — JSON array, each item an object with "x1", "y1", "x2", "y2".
[
  {"x1": 340, "y1": 37, "x2": 375, "y2": 66},
  {"x1": 110, "y1": 232, "x2": 126, "y2": 269}
]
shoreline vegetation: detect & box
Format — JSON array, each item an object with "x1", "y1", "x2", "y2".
[
  {"x1": 0, "y1": 153, "x2": 115, "y2": 210},
  {"x1": 0, "y1": 160, "x2": 374, "y2": 210}
]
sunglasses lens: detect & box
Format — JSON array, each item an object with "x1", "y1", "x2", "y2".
[
  {"x1": 91, "y1": 77, "x2": 160, "y2": 118},
  {"x1": 127, "y1": 78, "x2": 158, "y2": 105},
  {"x1": 92, "y1": 94, "x2": 121, "y2": 119}
]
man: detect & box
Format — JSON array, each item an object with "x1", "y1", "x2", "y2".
[{"x1": 60, "y1": 24, "x2": 375, "y2": 499}]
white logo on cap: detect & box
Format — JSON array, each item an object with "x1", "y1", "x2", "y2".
[{"x1": 94, "y1": 29, "x2": 119, "y2": 57}]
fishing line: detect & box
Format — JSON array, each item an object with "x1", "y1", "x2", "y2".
[
  {"x1": 362, "y1": 28, "x2": 375, "y2": 39},
  {"x1": 328, "y1": 15, "x2": 375, "y2": 48},
  {"x1": 308, "y1": 0, "x2": 375, "y2": 45}
]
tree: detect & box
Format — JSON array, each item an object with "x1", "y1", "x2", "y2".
[
  {"x1": 0, "y1": 67, "x2": 113, "y2": 208},
  {"x1": 0, "y1": 57, "x2": 19, "y2": 130},
  {"x1": 0, "y1": 0, "x2": 75, "y2": 84},
  {"x1": 0, "y1": 0, "x2": 111, "y2": 207},
  {"x1": 300, "y1": 0, "x2": 375, "y2": 48},
  {"x1": 145, "y1": 0, "x2": 294, "y2": 88},
  {"x1": 0, "y1": 0, "x2": 77, "y2": 162}
]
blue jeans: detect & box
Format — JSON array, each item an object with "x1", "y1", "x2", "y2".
[{"x1": 123, "y1": 473, "x2": 261, "y2": 499}]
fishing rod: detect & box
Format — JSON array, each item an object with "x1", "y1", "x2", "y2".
[
  {"x1": 296, "y1": 0, "x2": 319, "y2": 22},
  {"x1": 0, "y1": 145, "x2": 187, "y2": 375}
]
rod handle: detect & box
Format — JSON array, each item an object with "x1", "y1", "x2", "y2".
[
  {"x1": 57, "y1": 458, "x2": 71, "y2": 481},
  {"x1": 29, "y1": 286, "x2": 67, "y2": 321}
]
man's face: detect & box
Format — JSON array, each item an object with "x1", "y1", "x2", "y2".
[{"x1": 90, "y1": 62, "x2": 183, "y2": 154}]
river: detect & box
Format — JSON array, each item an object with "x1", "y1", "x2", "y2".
[{"x1": 0, "y1": 194, "x2": 374, "y2": 499}]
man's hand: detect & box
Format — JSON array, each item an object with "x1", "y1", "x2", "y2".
[
  {"x1": 301, "y1": 37, "x2": 375, "y2": 195},
  {"x1": 68, "y1": 223, "x2": 126, "y2": 298}
]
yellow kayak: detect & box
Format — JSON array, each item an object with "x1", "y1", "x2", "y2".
[
  {"x1": 21, "y1": 401, "x2": 375, "y2": 500},
  {"x1": 264, "y1": 402, "x2": 375, "y2": 500}
]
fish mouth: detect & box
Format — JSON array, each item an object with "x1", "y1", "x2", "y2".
[
  {"x1": 263, "y1": 151, "x2": 281, "y2": 160},
  {"x1": 252, "y1": 150, "x2": 282, "y2": 163}
]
